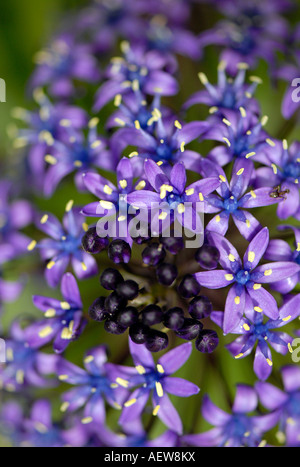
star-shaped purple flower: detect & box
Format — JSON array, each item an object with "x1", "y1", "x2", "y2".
[
  {"x1": 94, "y1": 42, "x2": 178, "y2": 112},
  {"x1": 127, "y1": 159, "x2": 220, "y2": 235},
  {"x1": 199, "y1": 157, "x2": 282, "y2": 241},
  {"x1": 255, "y1": 140, "x2": 300, "y2": 220},
  {"x1": 30, "y1": 203, "x2": 97, "y2": 288},
  {"x1": 194, "y1": 227, "x2": 300, "y2": 334},
  {"x1": 30, "y1": 33, "x2": 100, "y2": 99},
  {"x1": 0, "y1": 321, "x2": 58, "y2": 392},
  {"x1": 211, "y1": 293, "x2": 300, "y2": 380},
  {"x1": 57, "y1": 345, "x2": 129, "y2": 425},
  {"x1": 182, "y1": 385, "x2": 279, "y2": 447},
  {"x1": 25, "y1": 273, "x2": 87, "y2": 354},
  {"x1": 256, "y1": 365, "x2": 300, "y2": 446},
  {"x1": 110, "y1": 340, "x2": 200, "y2": 435}
]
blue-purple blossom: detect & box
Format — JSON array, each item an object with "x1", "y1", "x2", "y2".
[
  {"x1": 110, "y1": 340, "x2": 200, "y2": 435},
  {"x1": 256, "y1": 366, "x2": 300, "y2": 446},
  {"x1": 211, "y1": 293, "x2": 300, "y2": 380},
  {"x1": 202, "y1": 109, "x2": 274, "y2": 167},
  {"x1": 94, "y1": 42, "x2": 178, "y2": 112},
  {"x1": 42, "y1": 117, "x2": 115, "y2": 197},
  {"x1": 264, "y1": 225, "x2": 300, "y2": 294},
  {"x1": 0, "y1": 321, "x2": 58, "y2": 391},
  {"x1": 25, "y1": 273, "x2": 87, "y2": 354},
  {"x1": 110, "y1": 110, "x2": 206, "y2": 170},
  {"x1": 81, "y1": 157, "x2": 145, "y2": 245},
  {"x1": 182, "y1": 385, "x2": 279, "y2": 447},
  {"x1": 195, "y1": 227, "x2": 300, "y2": 334},
  {"x1": 57, "y1": 345, "x2": 128, "y2": 424},
  {"x1": 30, "y1": 203, "x2": 97, "y2": 288},
  {"x1": 30, "y1": 34, "x2": 100, "y2": 98},
  {"x1": 184, "y1": 62, "x2": 261, "y2": 115},
  {"x1": 12, "y1": 89, "x2": 87, "y2": 189},
  {"x1": 198, "y1": 0, "x2": 289, "y2": 74},
  {"x1": 199, "y1": 157, "x2": 282, "y2": 241},
  {"x1": 127, "y1": 159, "x2": 220, "y2": 235},
  {"x1": 255, "y1": 140, "x2": 300, "y2": 220}
]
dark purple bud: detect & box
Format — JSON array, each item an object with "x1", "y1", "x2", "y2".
[
  {"x1": 156, "y1": 263, "x2": 178, "y2": 286},
  {"x1": 142, "y1": 242, "x2": 166, "y2": 266},
  {"x1": 163, "y1": 307, "x2": 185, "y2": 331},
  {"x1": 100, "y1": 268, "x2": 124, "y2": 290},
  {"x1": 161, "y1": 236, "x2": 184, "y2": 255},
  {"x1": 115, "y1": 280, "x2": 139, "y2": 300},
  {"x1": 129, "y1": 323, "x2": 151, "y2": 344},
  {"x1": 82, "y1": 227, "x2": 109, "y2": 254},
  {"x1": 105, "y1": 292, "x2": 128, "y2": 315},
  {"x1": 140, "y1": 304, "x2": 163, "y2": 326},
  {"x1": 104, "y1": 319, "x2": 127, "y2": 335},
  {"x1": 195, "y1": 330, "x2": 219, "y2": 353},
  {"x1": 89, "y1": 297, "x2": 109, "y2": 322},
  {"x1": 108, "y1": 239, "x2": 131, "y2": 264},
  {"x1": 195, "y1": 244, "x2": 220, "y2": 270},
  {"x1": 145, "y1": 329, "x2": 169, "y2": 352},
  {"x1": 175, "y1": 318, "x2": 203, "y2": 340},
  {"x1": 189, "y1": 296, "x2": 212, "y2": 320},
  {"x1": 177, "y1": 274, "x2": 201, "y2": 298},
  {"x1": 115, "y1": 306, "x2": 139, "y2": 328}
]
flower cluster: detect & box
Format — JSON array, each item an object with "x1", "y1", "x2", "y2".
[{"x1": 1, "y1": 0, "x2": 300, "y2": 448}]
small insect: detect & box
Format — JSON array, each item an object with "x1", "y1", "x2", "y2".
[{"x1": 269, "y1": 185, "x2": 290, "y2": 200}]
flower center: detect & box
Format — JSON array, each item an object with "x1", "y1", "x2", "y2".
[
  {"x1": 156, "y1": 141, "x2": 174, "y2": 161},
  {"x1": 166, "y1": 192, "x2": 182, "y2": 210},
  {"x1": 235, "y1": 269, "x2": 250, "y2": 285},
  {"x1": 223, "y1": 195, "x2": 239, "y2": 213},
  {"x1": 282, "y1": 161, "x2": 300, "y2": 180}
]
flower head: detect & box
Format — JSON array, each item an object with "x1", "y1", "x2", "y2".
[
  {"x1": 111, "y1": 340, "x2": 200, "y2": 435},
  {"x1": 30, "y1": 203, "x2": 97, "y2": 288},
  {"x1": 212, "y1": 293, "x2": 300, "y2": 380},
  {"x1": 25, "y1": 273, "x2": 86, "y2": 354},
  {"x1": 182, "y1": 385, "x2": 279, "y2": 447},
  {"x1": 57, "y1": 345, "x2": 128, "y2": 424},
  {"x1": 195, "y1": 227, "x2": 300, "y2": 333}
]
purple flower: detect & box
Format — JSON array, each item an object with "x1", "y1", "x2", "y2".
[
  {"x1": 110, "y1": 110, "x2": 206, "y2": 170},
  {"x1": 12, "y1": 89, "x2": 87, "y2": 188},
  {"x1": 112, "y1": 340, "x2": 200, "y2": 435},
  {"x1": 94, "y1": 418, "x2": 178, "y2": 448},
  {"x1": 184, "y1": 62, "x2": 260, "y2": 115},
  {"x1": 0, "y1": 401, "x2": 24, "y2": 446},
  {"x1": 255, "y1": 140, "x2": 300, "y2": 219},
  {"x1": 199, "y1": 158, "x2": 282, "y2": 241},
  {"x1": 42, "y1": 117, "x2": 115, "y2": 197},
  {"x1": 30, "y1": 203, "x2": 97, "y2": 288},
  {"x1": 127, "y1": 159, "x2": 220, "y2": 235},
  {"x1": 81, "y1": 157, "x2": 143, "y2": 245},
  {"x1": 57, "y1": 346, "x2": 128, "y2": 424},
  {"x1": 211, "y1": 293, "x2": 300, "y2": 380},
  {"x1": 0, "y1": 321, "x2": 58, "y2": 391},
  {"x1": 0, "y1": 181, "x2": 33, "y2": 262},
  {"x1": 202, "y1": 109, "x2": 273, "y2": 167},
  {"x1": 182, "y1": 385, "x2": 279, "y2": 447},
  {"x1": 94, "y1": 42, "x2": 178, "y2": 112},
  {"x1": 25, "y1": 273, "x2": 87, "y2": 354},
  {"x1": 30, "y1": 34, "x2": 100, "y2": 98},
  {"x1": 198, "y1": 1, "x2": 288, "y2": 74},
  {"x1": 256, "y1": 366, "x2": 300, "y2": 446},
  {"x1": 195, "y1": 227, "x2": 300, "y2": 334},
  {"x1": 277, "y1": 51, "x2": 300, "y2": 119},
  {"x1": 264, "y1": 225, "x2": 300, "y2": 294},
  {"x1": 141, "y1": 18, "x2": 200, "y2": 63}
]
